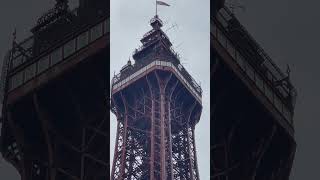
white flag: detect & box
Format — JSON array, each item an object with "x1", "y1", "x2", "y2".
[{"x1": 156, "y1": 1, "x2": 170, "y2": 6}]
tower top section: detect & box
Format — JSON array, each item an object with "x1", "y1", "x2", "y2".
[
  {"x1": 132, "y1": 15, "x2": 176, "y2": 65},
  {"x1": 150, "y1": 15, "x2": 163, "y2": 29},
  {"x1": 112, "y1": 13, "x2": 202, "y2": 101}
]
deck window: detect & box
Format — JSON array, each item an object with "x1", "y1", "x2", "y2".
[
  {"x1": 64, "y1": 39, "x2": 76, "y2": 58},
  {"x1": 10, "y1": 71, "x2": 24, "y2": 90},
  {"x1": 38, "y1": 56, "x2": 50, "y2": 74},
  {"x1": 24, "y1": 63, "x2": 36, "y2": 82},
  {"x1": 90, "y1": 23, "x2": 103, "y2": 42},
  {"x1": 51, "y1": 47, "x2": 63, "y2": 65},
  {"x1": 77, "y1": 31, "x2": 89, "y2": 50}
]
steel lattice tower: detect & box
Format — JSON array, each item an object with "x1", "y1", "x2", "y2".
[{"x1": 111, "y1": 16, "x2": 203, "y2": 180}]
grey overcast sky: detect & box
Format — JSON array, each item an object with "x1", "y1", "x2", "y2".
[
  {"x1": 232, "y1": 0, "x2": 320, "y2": 179},
  {"x1": 110, "y1": 0, "x2": 210, "y2": 178}
]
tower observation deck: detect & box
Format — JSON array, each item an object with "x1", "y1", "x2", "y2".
[
  {"x1": 212, "y1": 4, "x2": 297, "y2": 180},
  {"x1": 111, "y1": 15, "x2": 203, "y2": 180},
  {"x1": 0, "y1": 0, "x2": 109, "y2": 179}
]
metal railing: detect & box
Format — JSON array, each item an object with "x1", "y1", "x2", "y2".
[
  {"x1": 212, "y1": 12, "x2": 294, "y2": 123},
  {"x1": 9, "y1": 8, "x2": 80, "y2": 71},
  {"x1": 112, "y1": 60, "x2": 202, "y2": 103},
  {"x1": 6, "y1": 16, "x2": 109, "y2": 92},
  {"x1": 214, "y1": 7, "x2": 297, "y2": 110}
]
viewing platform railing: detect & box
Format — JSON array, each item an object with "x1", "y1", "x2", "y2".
[
  {"x1": 5, "y1": 15, "x2": 109, "y2": 92},
  {"x1": 112, "y1": 60, "x2": 202, "y2": 104},
  {"x1": 212, "y1": 7, "x2": 297, "y2": 123}
]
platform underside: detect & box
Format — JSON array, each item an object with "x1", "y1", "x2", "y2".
[
  {"x1": 1, "y1": 44, "x2": 109, "y2": 180},
  {"x1": 111, "y1": 69, "x2": 202, "y2": 180},
  {"x1": 211, "y1": 51, "x2": 296, "y2": 180}
]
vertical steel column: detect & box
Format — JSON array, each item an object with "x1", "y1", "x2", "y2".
[
  {"x1": 167, "y1": 79, "x2": 178, "y2": 180},
  {"x1": 80, "y1": 128, "x2": 85, "y2": 180},
  {"x1": 192, "y1": 128, "x2": 200, "y2": 179},
  {"x1": 7, "y1": 111, "x2": 29, "y2": 180},
  {"x1": 111, "y1": 96, "x2": 122, "y2": 179},
  {"x1": 111, "y1": 121, "x2": 124, "y2": 179},
  {"x1": 119, "y1": 92, "x2": 128, "y2": 179},
  {"x1": 146, "y1": 76, "x2": 155, "y2": 180},
  {"x1": 32, "y1": 93, "x2": 55, "y2": 180},
  {"x1": 186, "y1": 101, "x2": 196, "y2": 180},
  {"x1": 159, "y1": 79, "x2": 166, "y2": 179}
]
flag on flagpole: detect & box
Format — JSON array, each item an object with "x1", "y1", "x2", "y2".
[{"x1": 156, "y1": 1, "x2": 170, "y2": 6}]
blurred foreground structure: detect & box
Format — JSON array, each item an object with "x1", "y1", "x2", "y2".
[
  {"x1": 0, "y1": 0, "x2": 109, "y2": 179},
  {"x1": 212, "y1": 1, "x2": 297, "y2": 179}
]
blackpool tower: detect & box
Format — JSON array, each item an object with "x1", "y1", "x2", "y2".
[{"x1": 111, "y1": 15, "x2": 203, "y2": 180}]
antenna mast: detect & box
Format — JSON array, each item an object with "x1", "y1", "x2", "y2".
[{"x1": 156, "y1": 0, "x2": 158, "y2": 16}]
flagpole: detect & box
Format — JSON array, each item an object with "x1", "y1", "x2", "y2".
[{"x1": 156, "y1": 0, "x2": 158, "y2": 16}]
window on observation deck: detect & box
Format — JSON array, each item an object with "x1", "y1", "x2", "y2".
[
  {"x1": 51, "y1": 47, "x2": 62, "y2": 65},
  {"x1": 24, "y1": 63, "x2": 37, "y2": 82},
  {"x1": 37, "y1": 55, "x2": 50, "y2": 74},
  {"x1": 10, "y1": 71, "x2": 24, "y2": 90},
  {"x1": 275, "y1": 97, "x2": 283, "y2": 114},
  {"x1": 90, "y1": 23, "x2": 103, "y2": 42},
  {"x1": 246, "y1": 64, "x2": 254, "y2": 80},
  {"x1": 64, "y1": 39, "x2": 76, "y2": 58},
  {"x1": 265, "y1": 85, "x2": 274, "y2": 103},
  {"x1": 77, "y1": 31, "x2": 89, "y2": 50},
  {"x1": 238, "y1": 55, "x2": 246, "y2": 71},
  {"x1": 255, "y1": 74, "x2": 264, "y2": 92},
  {"x1": 11, "y1": 55, "x2": 25, "y2": 69}
]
